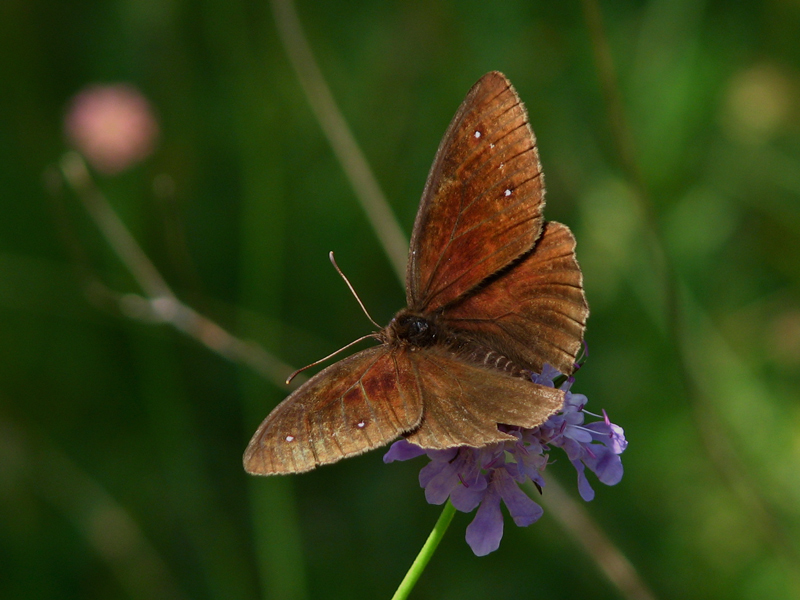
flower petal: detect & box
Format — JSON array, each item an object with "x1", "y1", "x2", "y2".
[
  {"x1": 450, "y1": 474, "x2": 488, "y2": 513},
  {"x1": 588, "y1": 450, "x2": 624, "y2": 486},
  {"x1": 421, "y1": 450, "x2": 476, "y2": 505},
  {"x1": 532, "y1": 363, "x2": 560, "y2": 387},
  {"x1": 496, "y1": 470, "x2": 542, "y2": 527},
  {"x1": 383, "y1": 440, "x2": 427, "y2": 463},
  {"x1": 572, "y1": 459, "x2": 595, "y2": 501},
  {"x1": 564, "y1": 426, "x2": 593, "y2": 444},
  {"x1": 420, "y1": 463, "x2": 453, "y2": 502},
  {"x1": 465, "y1": 484, "x2": 504, "y2": 556}
]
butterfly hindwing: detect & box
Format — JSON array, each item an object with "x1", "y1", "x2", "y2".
[
  {"x1": 403, "y1": 345, "x2": 565, "y2": 449},
  {"x1": 244, "y1": 346, "x2": 424, "y2": 475},
  {"x1": 439, "y1": 221, "x2": 588, "y2": 376}
]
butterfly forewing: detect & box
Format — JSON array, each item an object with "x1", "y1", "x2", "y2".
[
  {"x1": 403, "y1": 346, "x2": 565, "y2": 449},
  {"x1": 439, "y1": 221, "x2": 588, "y2": 376},
  {"x1": 407, "y1": 71, "x2": 545, "y2": 313},
  {"x1": 244, "y1": 347, "x2": 424, "y2": 475}
]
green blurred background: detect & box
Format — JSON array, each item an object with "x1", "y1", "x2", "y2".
[{"x1": 2, "y1": 0, "x2": 800, "y2": 598}]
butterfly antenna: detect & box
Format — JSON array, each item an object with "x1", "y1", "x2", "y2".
[
  {"x1": 285, "y1": 333, "x2": 380, "y2": 384},
  {"x1": 329, "y1": 251, "x2": 381, "y2": 329}
]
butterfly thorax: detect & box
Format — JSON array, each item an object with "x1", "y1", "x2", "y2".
[
  {"x1": 384, "y1": 309, "x2": 439, "y2": 347},
  {"x1": 384, "y1": 308, "x2": 530, "y2": 379}
]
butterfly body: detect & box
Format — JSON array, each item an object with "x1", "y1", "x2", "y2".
[
  {"x1": 385, "y1": 308, "x2": 530, "y2": 379},
  {"x1": 245, "y1": 72, "x2": 589, "y2": 476}
]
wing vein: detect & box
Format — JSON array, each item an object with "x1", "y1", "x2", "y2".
[
  {"x1": 426, "y1": 214, "x2": 540, "y2": 307},
  {"x1": 449, "y1": 170, "x2": 543, "y2": 244},
  {"x1": 456, "y1": 103, "x2": 526, "y2": 175},
  {"x1": 447, "y1": 301, "x2": 587, "y2": 327},
  {"x1": 492, "y1": 319, "x2": 575, "y2": 360}
]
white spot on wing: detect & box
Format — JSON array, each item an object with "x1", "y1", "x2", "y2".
[
  {"x1": 504, "y1": 189, "x2": 512, "y2": 197},
  {"x1": 285, "y1": 435, "x2": 295, "y2": 442},
  {"x1": 474, "y1": 130, "x2": 481, "y2": 138},
  {"x1": 357, "y1": 420, "x2": 366, "y2": 429}
]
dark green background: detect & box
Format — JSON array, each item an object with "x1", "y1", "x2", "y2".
[{"x1": 2, "y1": 1, "x2": 799, "y2": 599}]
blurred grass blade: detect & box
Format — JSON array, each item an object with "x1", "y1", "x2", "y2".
[
  {"x1": 270, "y1": 0, "x2": 409, "y2": 282},
  {"x1": 678, "y1": 284, "x2": 800, "y2": 588},
  {"x1": 0, "y1": 416, "x2": 188, "y2": 600},
  {"x1": 538, "y1": 479, "x2": 657, "y2": 600},
  {"x1": 582, "y1": 0, "x2": 800, "y2": 584}
]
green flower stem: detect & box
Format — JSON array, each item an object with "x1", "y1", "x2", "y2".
[{"x1": 391, "y1": 501, "x2": 457, "y2": 600}]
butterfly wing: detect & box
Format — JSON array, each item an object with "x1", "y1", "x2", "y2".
[
  {"x1": 244, "y1": 346, "x2": 424, "y2": 475},
  {"x1": 407, "y1": 71, "x2": 545, "y2": 313},
  {"x1": 403, "y1": 345, "x2": 564, "y2": 449},
  {"x1": 439, "y1": 221, "x2": 588, "y2": 376}
]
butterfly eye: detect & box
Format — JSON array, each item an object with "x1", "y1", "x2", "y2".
[
  {"x1": 410, "y1": 319, "x2": 428, "y2": 336},
  {"x1": 393, "y1": 313, "x2": 437, "y2": 347},
  {"x1": 407, "y1": 316, "x2": 433, "y2": 342}
]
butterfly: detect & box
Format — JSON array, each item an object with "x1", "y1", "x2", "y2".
[{"x1": 244, "y1": 71, "x2": 588, "y2": 475}]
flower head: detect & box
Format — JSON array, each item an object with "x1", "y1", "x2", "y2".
[
  {"x1": 384, "y1": 364, "x2": 627, "y2": 556},
  {"x1": 64, "y1": 83, "x2": 159, "y2": 175}
]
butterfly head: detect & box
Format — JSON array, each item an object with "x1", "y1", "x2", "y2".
[{"x1": 385, "y1": 309, "x2": 439, "y2": 348}]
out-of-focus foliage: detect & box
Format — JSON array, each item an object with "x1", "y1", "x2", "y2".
[{"x1": 1, "y1": 1, "x2": 799, "y2": 599}]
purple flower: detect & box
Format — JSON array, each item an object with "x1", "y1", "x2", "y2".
[{"x1": 384, "y1": 364, "x2": 627, "y2": 556}]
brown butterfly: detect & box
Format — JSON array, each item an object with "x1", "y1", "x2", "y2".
[{"x1": 244, "y1": 71, "x2": 588, "y2": 475}]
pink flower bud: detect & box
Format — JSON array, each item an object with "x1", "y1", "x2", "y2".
[{"x1": 65, "y1": 84, "x2": 159, "y2": 175}]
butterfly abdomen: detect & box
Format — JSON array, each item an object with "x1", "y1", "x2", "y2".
[{"x1": 444, "y1": 336, "x2": 530, "y2": 379}]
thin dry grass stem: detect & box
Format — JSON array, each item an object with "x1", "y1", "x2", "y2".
[
  {"x1": 537, "y1": 479, "x2": 657, "y2": 600},
  {"x1": 60, "y1": 152, "x2": 173, "y2": 300},
  {"x1": 0, "y1": 415, "x2": 188, "y2": 600},
  {"x1": 269, "y1": 0, "x2": 408, "y2": 283},
  {"x1": 271, "y1": 0, "x2": 655, "y2": 594},
  {"x1": 59, "y1": 152, "x2": 296, "y2": 389},
  {"x1": 581, "y1": 0, "x2": 800, "y2": 578}
]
